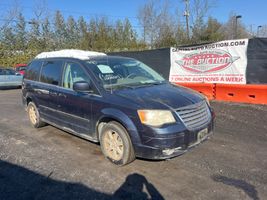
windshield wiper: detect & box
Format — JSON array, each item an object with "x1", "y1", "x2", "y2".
[
  {"x1": 105, "y1": 81, "x2": 166, "y2": 90},
  {"x1": 105, "y1": 84, "x2": 136, "y2": 90},
  {"x1": 137, "y1": 81, "x2": 166, "y2": 87}
]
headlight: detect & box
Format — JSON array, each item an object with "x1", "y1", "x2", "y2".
[{"x1": 137, "y1": 110, "x2": 176, "y2": 127}]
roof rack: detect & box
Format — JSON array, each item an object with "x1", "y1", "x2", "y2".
[{"x1": 35, "y1": 49, "x2": 106, "y2": 60}]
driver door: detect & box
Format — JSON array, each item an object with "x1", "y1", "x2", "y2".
[{"x1": 56, "y1": 61, "x2": 94, "y2": 137}]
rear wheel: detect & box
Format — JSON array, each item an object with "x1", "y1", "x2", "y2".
[
  {"x1": 27, "y1": 102, "x2": 46, "y2": 128},
  {"x1": 100, "y1": 121, "x2": 135, "y2": 166}
]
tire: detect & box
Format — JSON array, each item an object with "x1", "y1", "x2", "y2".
[
  {"x1": 27, "y1": 102, "x2": 46, "y2": 128},
  {"x1": 100, "y1": 121, "x2": 135, "y2": 166}
]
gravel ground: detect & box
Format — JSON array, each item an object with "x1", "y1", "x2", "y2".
[{"x1": 0, "y1": 89, "x2": 266, "y2": 200}]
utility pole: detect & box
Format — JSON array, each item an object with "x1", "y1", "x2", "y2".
[
  {"x1": 257, "y1": 25, "x2": 262, "y2": 37},
  {"x1": 234, "y1": 15, "x2": 242, "y2": 39},
  {"x1": 250, "y1": 24, "x2": 253, "y2": 37},
  {"x1": 184, "y1": 0, "x2": 190, "y2": 40}
]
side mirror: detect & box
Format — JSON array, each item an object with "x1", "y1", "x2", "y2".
[{"x1": 73, "y1": 81, "x2": 93, "y2": 93}]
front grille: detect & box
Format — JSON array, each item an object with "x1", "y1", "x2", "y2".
[{"x1": 176, "y1": 101, "x2": 211, "y2": 130}]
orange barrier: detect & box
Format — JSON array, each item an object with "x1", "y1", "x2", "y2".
[
  {"x1": 176, "y1": 83, "x2": 215, "y2": 100},
  {"x1": 215, "y1": 84, "x2": 267, "y2": 105},
  {"x1": 175, "y1": 82, "x2": 267, "y2": 105}
]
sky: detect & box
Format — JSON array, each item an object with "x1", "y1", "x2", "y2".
[{"x1": 0, "y1": 0, "x2": 266, "y2": 34}]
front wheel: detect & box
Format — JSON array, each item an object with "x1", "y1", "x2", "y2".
[
  {"x1": 100, "y1": 121, "x2": 135, "y2": 166},
  {"x1": 27, "y1": 102, "x2": 46, "y2": 128}
]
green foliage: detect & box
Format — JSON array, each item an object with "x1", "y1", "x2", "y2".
[
  {"x1": 14, "y1": 13, "x2": 27, "y2": 50},
  {"x1": 0, "y1": 11, "x2": 142, "y2": 67},
  {"x1": 198, "y1": 17, "x2": 224, "y2": 42}
]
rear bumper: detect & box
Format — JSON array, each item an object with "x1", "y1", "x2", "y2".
[
  {"x1": 134, "y1": 120, "x2": 214, "y2": 160},
  {"x1": 0, "y1": 82, "x2": 21, "y2": 88}
]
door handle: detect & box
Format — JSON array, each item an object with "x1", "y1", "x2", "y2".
[
  {"x1": 58, "y1": 93, "x2": 67, "y2": 98},
  {"x1": 35, "y1": 89, "x2": 49, "y2": 95},
  {"x1": 49, "y1": 91, "x2": 58, "y2": 96}
]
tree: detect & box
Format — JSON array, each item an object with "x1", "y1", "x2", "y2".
[
  {"x1": 137, "y1": 0, "x2": 176, "y2": 48},
  {"x1": 112, "y1": 19, "x2": 124, "y2": 49},
  {"x1": 27, "y1": 19, "x2": 42, "y2": 51},
  {"x1": 200, "y1": 17, "x2": 224, "y2": 42},
  {"x1": 137, "y1": 0, "x2": 158, "y2": 47},
  {"x1": 154, "y1": 1, "x2": 176, "y2": 47},
  {"x1": 220, "y1": 14, "x2": 250, "y2": 40},
  {"x1": 54, "y1": 10, "x2": 66, "y2": 48},
  {"x1": 26, "y1": 0, "x2": 49, "y2": 52},
  {"x1": 96, "y1": 17, "x2": 111, "y2": 51},
  {"x1": 122, "y1": 18, "x2": 136, "y2": 48},
  {"x1": 189, "y1": 0, "x2": 215, "y2": 43},
  {"x1": 66, "y1": 16, "x2": 78, "y2": 48},
  {"x1": 155, "y1": 25, "x2": 176, "y2": 48},
  {"x1": 0, "y1": 1, "x2": 139, "y2": 65},
  {"x1": 2, "y1": 27, "x2": 16, "y2": 48},
  {"x1": 0, "y1": 0, "x2": 20, "y2": 33},
  {"x1": 77, "y1": 16, "x2": 88, "y2": 49},
  {"x1": 88, "y1": 18, "x2": 97, "y2": 49},
  {"x1": 41, "y1": 17, "x2": 53, "y2": 50},
  {"x1": 14, "y1": 13, "x2": 27, "y2": 50}
]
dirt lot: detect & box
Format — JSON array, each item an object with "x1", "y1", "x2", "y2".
[{"x1": 0, "y1": 89, "x2": 266, "y2": 200}]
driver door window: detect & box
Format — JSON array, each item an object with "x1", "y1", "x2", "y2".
[{"x1": 63, "y1": 62, "x2": 90, "y2": 90}]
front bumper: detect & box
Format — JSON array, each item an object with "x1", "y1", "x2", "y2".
[{"x1": 134, "y1": 120, "x2": 214, "y2": 160}]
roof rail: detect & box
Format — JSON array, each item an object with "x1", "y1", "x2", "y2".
[{"x1": 35, "y1": 49, "x2": 106, "y2": 60}]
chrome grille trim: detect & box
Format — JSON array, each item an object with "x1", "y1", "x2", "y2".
[{"x1": 175, "y1": 101, "x2": 211, "y2": 130}]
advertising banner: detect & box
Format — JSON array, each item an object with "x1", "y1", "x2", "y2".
[{"x1": 169, "y1": 39, "x2": 249, "y2": 84}]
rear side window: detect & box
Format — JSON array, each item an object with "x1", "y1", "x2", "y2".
[
  {"x1": 25, "y1": 60, "x2": 42, "y2": 81},
  {"x1": 40, "y1": 60, "x2": 63, "y2": 85},
  {"x1": 5, "y1": 69, "x2": 16, "y2": 75}
]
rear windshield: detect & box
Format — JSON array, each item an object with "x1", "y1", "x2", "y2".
[{"x1": 0, "y1": 69, "x2": 16, "y2": 75}]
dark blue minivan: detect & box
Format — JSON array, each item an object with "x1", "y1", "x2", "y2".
[{"x1": 22, "y1": 50, "x2": 214, "y2": 165}]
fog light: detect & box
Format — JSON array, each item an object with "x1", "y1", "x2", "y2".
[
  {"x1": 162, "y1": 147, "x2": 183, "y2": 155},
  {"x1": 162, "y1": 149, "x2": 175, "y2": 155}
]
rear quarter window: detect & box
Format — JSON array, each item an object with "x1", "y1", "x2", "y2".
[
  {"x1": 25, "y1": 60, "x2": 43, "y2": 81},
  {"x1": 40, "y1": 60, "x2": 63, "y2": 85},
  {"x1": 5, "y1": 69, "x2": 16, "y2": 75}
]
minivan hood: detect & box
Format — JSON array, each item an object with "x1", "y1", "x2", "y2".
[{"x1": 113, "y1": 82, "x2": 204, "y2": 110}]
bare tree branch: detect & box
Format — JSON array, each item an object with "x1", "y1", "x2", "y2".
[{"x1": 0, "y1": 0, "x2": 21, "y2": 32}]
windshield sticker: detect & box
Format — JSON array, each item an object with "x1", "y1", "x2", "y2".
[
  {"x1": 100, "y1": 74, "x2": 121, "y2": 81},
  {"x1": 97, "y1": 64, "x2": 114, "y2": 74}
]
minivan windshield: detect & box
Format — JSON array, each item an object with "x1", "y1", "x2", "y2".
[{"x1": 86, "y1": 57, "x2": 165, "y2": 90}]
